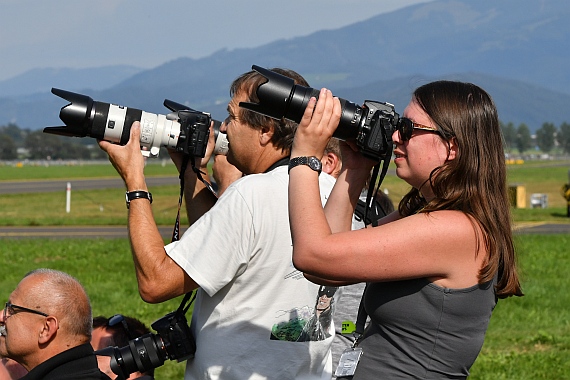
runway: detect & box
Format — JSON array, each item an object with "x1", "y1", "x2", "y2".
[
  {"x1": 0, "y1": 176, "x2": 180, "y2": 194},
  {"x1": 0, "y1": 225, "x2": 185, "y2": 239}
]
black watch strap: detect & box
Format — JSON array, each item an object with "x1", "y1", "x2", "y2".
[
  {"x1": 288, "y1": 156, "x2": 322, "y2": 174},
  {"x1": 125, "y1": 190, "x2": 153, "y2": 209}
]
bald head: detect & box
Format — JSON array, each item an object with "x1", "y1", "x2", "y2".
[
  {"x1": 1, "y1": 269, "x2": 94, "y2": 371},
  {"x1": 21, "y1": 269, "x2": 92, "y2": 340}
]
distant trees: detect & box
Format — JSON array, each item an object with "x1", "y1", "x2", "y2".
[
  {"x1": 0, "y1": 132, "x2": 17, "y2": 159},
  {"x1": 558, "y1": 122, "x2": 570, "y2": 155},
  {"x1": 500, "y1": 120, "x2": 570, "y2": 155},
  {"x1": 0, "y1": 123, "x2": 99, "y2": 160},
  {"x1": 535, "y1": 122, "x2": 556, "y2": 153},
  {"x1": 515, "y1": 123, "x2": 532, "y2": 154},
  {"x1": 501, "y1": 122, "x2": 517, "y2": 152}
]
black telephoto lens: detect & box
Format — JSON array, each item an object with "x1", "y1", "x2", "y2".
[
  {"x1": 45, "y1": 88, "x2": 141, "y2": 145},
  {"x1": 109, "y1": 334, "x2": 166, "y2": 379},
  {"x1": 239, "y1": 65, "x2": 364, "y2": 141}
]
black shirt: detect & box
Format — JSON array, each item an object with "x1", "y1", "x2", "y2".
[{"x1": 22, "y1": 343, "x2": 111, "y2": 380}]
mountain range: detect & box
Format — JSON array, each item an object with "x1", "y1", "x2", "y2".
[{"x1": 1, "y1": 0, "x2": 568, "y2": 133}]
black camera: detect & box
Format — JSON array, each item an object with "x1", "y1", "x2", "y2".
[
  {"x1": 44, "y1": 88, "x2": 212, "y2": 158},
  {"x1": 95, "y1": 310, "x2": 196, "y2": 380},
  {"x1": 239, "y1": 65, "x2": 399, "y2": 161}
]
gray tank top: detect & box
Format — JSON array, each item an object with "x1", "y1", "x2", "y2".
[{"x1": 351, "y1": 277, "x2": 497, "y2": 379}]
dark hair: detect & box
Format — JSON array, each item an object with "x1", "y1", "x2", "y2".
[
  {"x1": 93, "y1": 315, "x2": 151, "y2": 347},
  {"x1": 230, "y1": 68, "x2": 309, "y2": 154},
  {"x1": 93, "y1": 315, "x2": 154, "y2": 377},
  {"x1": 399, "y1": 80, "x2": 522, "y2": 298}
]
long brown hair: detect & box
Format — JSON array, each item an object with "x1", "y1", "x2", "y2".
[{"x1": 399, "y1": 81, "x2": 523, "y2": 298}]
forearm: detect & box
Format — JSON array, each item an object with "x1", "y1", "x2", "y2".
[
  {"x1": 304, "y1": 273, "x2": 356, "y2": 287},
  {"x1": 324, "y1": 167, "x2": 369, "y2": 232},
  {"x1": 181, "y1": 165, "x2": 217, "y2": 225},
  {"x1": 289, "y1": 167, "x2": 333, "y2": 270},
  {"x1": 128, "y1": 198, "x2": 198, "y2": 302}
]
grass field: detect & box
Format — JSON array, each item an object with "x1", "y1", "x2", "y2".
[{"x1": 1, "y1": 159, "x2": 569, "y2": 379}]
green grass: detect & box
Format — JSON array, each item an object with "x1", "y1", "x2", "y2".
[
  {"x1": 0, "y1": 160, "x2": 179, "y2": 180},
  {"x1": 0, "y1": 185, "x2": 187, "y2": 226},
  {"x1": 468, "y1": 234, "x2": 570, "y2": 379},
  {"x1": 0, "y1": 161, "x2": 188, "y2": 226}
]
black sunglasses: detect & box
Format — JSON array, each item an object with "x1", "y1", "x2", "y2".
[
  {"x1": 107, "y1": 313, "x2": 134, "y2": 340},
  {"x1": 4, "y1": 302, "x2": 49, "y2": 319},
  {"x1": 397, "y1": 117, "x2": 440, "y2": 141}
]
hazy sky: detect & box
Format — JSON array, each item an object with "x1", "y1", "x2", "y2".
[{"x1": 0, "y1": 0, "x2": 433, "y2": 81}]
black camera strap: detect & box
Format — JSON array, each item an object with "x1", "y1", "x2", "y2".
[
  {"x1": 170, "y1": 153, "x2": 219, "y2": 319},
  {"x1": 363, "y1": 148, "x2": 392, "y2": 227},
  {"x1": 171, "y1": 154, "x2": 218, "y2": 242}
]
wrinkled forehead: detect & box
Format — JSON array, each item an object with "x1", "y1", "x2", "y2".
[{"x1": 228, "y1": 90, "x2": 250, "y2": 115}]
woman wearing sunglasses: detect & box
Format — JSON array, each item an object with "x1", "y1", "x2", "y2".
[{"x1": 288, "y1": 81, "x2": 523, "y2": 379}]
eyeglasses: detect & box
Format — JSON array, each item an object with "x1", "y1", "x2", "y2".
[
  {"x1": 107, "y1": 314, "x2": 134, "y2": 340},
  {"x1": 4, "y1": 302, "x2": 49, "y2": 319},
  {"x1": 397, "y1": 117, "x2": 440, "y2": 141}
]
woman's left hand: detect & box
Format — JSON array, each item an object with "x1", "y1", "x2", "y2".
[{"x1": 292, "y1": 88, "x2": 341, "y2": 158}]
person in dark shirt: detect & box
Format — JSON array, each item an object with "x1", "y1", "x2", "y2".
[{"x1": 0, "y1": 269, "x2": 110, "y2": 380}]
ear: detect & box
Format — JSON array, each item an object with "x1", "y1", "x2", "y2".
[
  {"x1": 446, "y1": 137, "x2": 458, "y2": 161},
  {"x1": 38, "y1": 316, "x2": 59, "y2": 344},
  {"x1": 321, "y1": 152, "x2": 341, "y2": 176},
  {"x1": 259, "y1": 125, "x2": 274, "y2": 146}
]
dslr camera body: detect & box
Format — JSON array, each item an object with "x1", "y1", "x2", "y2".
[
  {"x1": 239, "y1": 65, "x2": 399, "y2": 161},
  {"x1": 45, "y1": 88, "x2": 213, "y2": 158}
]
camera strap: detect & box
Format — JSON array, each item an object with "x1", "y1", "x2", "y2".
[
  {"x1": 175, "y1": 288, "x2": 197, "y2": 320},
  {"x1": 363, "y1": 152, "x2": 392, "y2": 227},
  {"x1": 171, "y1": 154, "x2": 218, "y2": 242},
  {"x1": 170, "y1": 153, "x2": 209, "y2": 321}
]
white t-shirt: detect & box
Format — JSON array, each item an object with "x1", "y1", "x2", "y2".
[{"x1": 166, "y1": 166, "x2": 337, "y2": 380}]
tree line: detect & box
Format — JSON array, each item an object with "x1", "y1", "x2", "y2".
[
  {"x1": 0, "y1": 123, "x2": 108, "y2": 160},
  {"x1": 501, "y1": 121, "x2": 570, "y2": 155},
  {"x1": 2, "y1": 121, "x2": 570, "y2": 161}
]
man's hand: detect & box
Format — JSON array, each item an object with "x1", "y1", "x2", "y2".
[
  {"x1": 98, "y1": 121, "x2": 147, "y2": 190},
  {"x1": 213, "y1": 155, "x2": 243, "y2": 196}
]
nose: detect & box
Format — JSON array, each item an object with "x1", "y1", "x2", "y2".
[
  {"x1": 220, "y1": 117, "x2": 230, "y2": 133},
  {"x1": 0, "y1": 308, "x2": 6, "y2": 323},
  {"x1": 392, "y1": 128, "x2": 402, "y2": 144}
]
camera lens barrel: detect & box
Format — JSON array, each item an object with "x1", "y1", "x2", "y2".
[
  {"x1": 44, "y1": 88, "x2": 216, "y2": 158},
  {"x1": 239, "y1": 65, "x2": 396, "y2": 161},
  {"x1": 110, "y1": 333, "x2": 166, "y2": 379},
  {"x1": 240, "y1": 65, "x2": 365, "y2": 142}
]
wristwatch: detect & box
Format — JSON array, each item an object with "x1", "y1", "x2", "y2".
[
  {"x1": 125, "y1": 190, "x2": 153, "y2": 209},
  {"x1": 288, "y1": 156, "x2": 322, "y2": 175}
]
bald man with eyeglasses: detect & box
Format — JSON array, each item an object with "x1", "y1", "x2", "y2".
[{"x1": 0, "y1": 269, "x2": 110, "y2": 380}]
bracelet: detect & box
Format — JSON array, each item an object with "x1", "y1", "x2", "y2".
[{"x1": 125, "y1": 190, "x2": 153, "y2": 209}]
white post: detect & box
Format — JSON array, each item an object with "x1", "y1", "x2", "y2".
[{"x1": 66, "y1": 182, "x2": 71, "y2": 213}]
